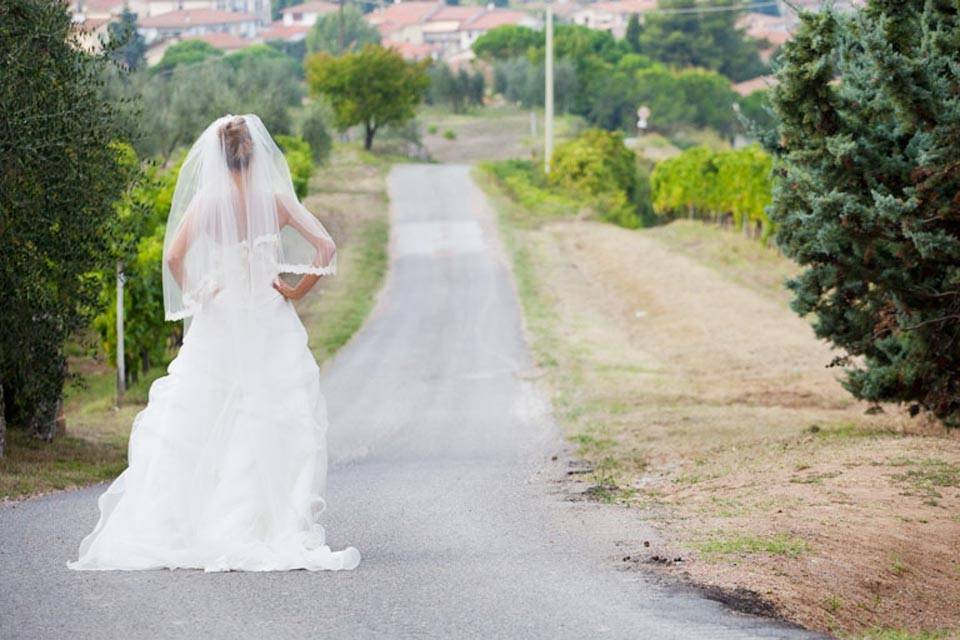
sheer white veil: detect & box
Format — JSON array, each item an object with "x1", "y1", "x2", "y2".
[{"x1": 162, "y1": 113, "x2": 336, "y2": 321}]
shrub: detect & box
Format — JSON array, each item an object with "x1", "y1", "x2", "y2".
[
  {"x1": 650, "y1": 144, "x2": 772, "y2": 236},
  {"x1": 274, "y1": 135, "x2": 314, "y2": 198},
  {"x1": 298, "y1": 102, "x2": 332, "y2": 164},
  {"x1": 549, "y1": 129, "x2": 641, "y2": 228}
]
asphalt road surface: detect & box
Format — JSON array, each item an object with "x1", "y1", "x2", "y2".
[{"x1": 0, "y1": 165, "x2": 825, "y2": 640}]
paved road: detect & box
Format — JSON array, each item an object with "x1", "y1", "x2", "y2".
[{"x1": 0, "y1": 165, "x2": 824, "y2": 640}]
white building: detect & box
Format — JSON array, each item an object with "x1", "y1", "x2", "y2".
[
  {"x1": 279, "y1": 0, "x2": 338, "y2": 27},
  {"x1": 570, "y1": 0, "x2": 656, "y2": 38},
  {"x1": 138, "y1": 8, "x2": 263, "y2": 44}
]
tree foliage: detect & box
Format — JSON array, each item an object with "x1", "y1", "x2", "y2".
[
  {"x1": 95, "y1": 152, "x2": 180, "y2": 387},
  {"x1": 427, "y1": 63, "x2": 484, "y2": 113},
  {"x1": 650, "y1": 145, "x2": 772, "y2": 235},
  {"x1": 155, "y1": 39, "x2": 223, "y2": 73},
  {"x1": 306, "y1": 5, "x2": 380, "y2": 55},
  {"x1": 767, "y1": 2, "x2": 960, "y2": 424},
  {"x1": 298, "y1": 102, "x2": 333, "y2": 164},
  {"x1": 0, "y1": 0, "x2": 132, "y2": 448},
  {"x1": 472, "y1": 24, "x2": 542, "y2": 60},
  {"x1": 306, "y1": 45, "x2": 429, "y2": 150},
  {"x1": 634, "y1": 0, "x2": 767, "y2": 82},
  {"x1": 107, "y1": 7, "x2": 146, "y2": 71},
  {"x1": 274, "y1": 135, "x2": 315, "y2": 198},
  {"x1": 549, "y1": 129, "x2": 643, "y2": 228},
  {"x1": 107, "y1": 49, "x2": 303, "y2": 158}
]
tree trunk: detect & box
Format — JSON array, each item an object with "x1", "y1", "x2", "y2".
[
  {"x1": 363, "y1": 122, "x2": 377, "y2": 151},
  {"x1": 0, "y1": 377, "x2": 6, "y2": 458},
  {"x1": 29, "y1": 358, "x2": 67, "y2": 442}
]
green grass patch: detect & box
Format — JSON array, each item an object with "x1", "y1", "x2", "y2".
[
  {"x1": 304, "y1": 214, "x2": 389, "y2": 362},
  {"x1": 893, "y1": 458, "x2": 960, "y2": 500},
  {"x1": 478, "y1": 159, "x2": 580, "y2": 227},
  {"x1": 695, "y1": 532, "x2": 810, "y2": 558},
  {"x1": 0, "y1": 429, "x2": 127, "y2": 498}
]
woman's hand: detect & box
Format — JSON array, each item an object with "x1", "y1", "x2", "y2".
[{"x1": 272, "y1": 278, "x2": 306, "y2": 301}]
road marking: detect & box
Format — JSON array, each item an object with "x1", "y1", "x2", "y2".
[{"x1": 393, "y1": 220, "x2": 486, "y2": 257}]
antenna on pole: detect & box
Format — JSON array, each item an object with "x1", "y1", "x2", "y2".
[{"x1": 544, "y1": 2, "x2": 554, "y2": 173}]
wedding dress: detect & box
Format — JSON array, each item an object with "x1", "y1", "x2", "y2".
[{"x1": 67, "y1": 115, "x2": 360, "y2": 572}]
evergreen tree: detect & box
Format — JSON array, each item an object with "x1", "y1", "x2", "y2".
[
  {"x1": 107, "y1": 8, "x2": 146, "y2": 71},
  {"x1": 1, "y1": 0, "x2": 132, "y2": 450},
  {"x1": 306, "y1": 5, "x2": 380, "y2": 55},
  {"x1": 625, "y1": 13, "x2": 641, "y2": 53},
  {"x1": 636, "y1": 0, "x2": 766, "y2": 82},
  {"x1": 768, "y1": 2, "x2": 960, "y2": 424}
]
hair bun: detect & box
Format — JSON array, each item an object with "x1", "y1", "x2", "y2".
[{"x1": 219, "y1": 116, "x2": 253, "y2": 172}]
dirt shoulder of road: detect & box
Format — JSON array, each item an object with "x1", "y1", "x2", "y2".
[
  {"x1": 0, "y1": 145, "x2": 392, "y2": 502},
  {"x1": 478, "y1": 169, "x2": 960, "y2": 639}
]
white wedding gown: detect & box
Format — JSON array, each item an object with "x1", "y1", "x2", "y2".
[{"x1": 68, "y1": 238, "x2": 360, "y2": 572}]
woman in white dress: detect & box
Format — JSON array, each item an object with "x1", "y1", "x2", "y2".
[{"x1": 68, "y1": 114, "x2": 360, "y2": 572}]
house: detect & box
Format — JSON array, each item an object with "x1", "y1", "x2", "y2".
[
  {"x1": 136, "y1": 0, "x2": 272, "y2": 26},
  {"x1": 279, "y1": 0, "x2": 338, "y2": 26},
  {"x1": 182, "y1": 31, "x2": 252, "y2": 52},
  {"x1": 366, "y1": 2, "x2": 537, "y2": 59},
  {"x1": 458, "y1": 9, "x2": 538, "y2": 52},
  {"x1": 736, "y1": 11, "x2": 791, "y2": 59},
  {"x1": 571, "y1": 0, "x2": 656, "y2": 37},
  {"x1": 365, "y1": 1, "x2": 442, "y2": 45},
  {"x1": 72, "y1": 15, "x2": 114, "y2": 51},
  {"x1": 138, "y1": 9, "x2": 263, "y2": 44},
  {"x1": 258, "y1": 21, "x2": 311, "y2": 42},
  {"x1": 419, "y1": 4, "x2": 486, "y2": 52},
  {"x1": 70, "y1": 0, "x2": 125, "y2": 20},
  {"x1": 386, "y1": 40, "x2": 439, "y2": 61},
  {"x1": 732, "y1": 75, "x2": 777, "y2": 97}
]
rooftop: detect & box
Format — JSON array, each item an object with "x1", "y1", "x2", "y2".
[
  {"x1": 139, "y1": 9, "x2": 260, "y2": 28},
  {"x1": 279, "y1": 1, "x2": 339, "y2": 15}
]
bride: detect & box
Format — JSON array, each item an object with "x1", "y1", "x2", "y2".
[{"x1": 68, "y1": 114, "x2": 361, "y2": 572}]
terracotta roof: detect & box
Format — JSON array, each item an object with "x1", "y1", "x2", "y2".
[
  {"x1": 386, "y1": 40, "x2": 437, "y2": 60},
  {"x1": 590, "y1": 0, "x2": 657, "y2": 14},
  {"x1": 139, "y1": 9, "x2": 259, "y2": 29},
  {"x1": 366, "y1": 1, "x2": 440, "y2": 26},
  {"x1": 551, "y1": 3, "x2": 583, "y2": 18},
  {"x1": 259, "y1": 21, "x2": 312, "y2": 41},
  {"x1": 466, "y1": 10, "x2": 529, "y2": 31},
  {"x1": 279, "y1": 1, "x2": 339, "y2": 15},
  {"x1": 732, "y1": 75, "x2": 778, "y2": 97},
  {"x1": 737, "y1": 12, "x2": 791, "y2": 48},
  {"x1": 430, "y1": 5, "x2": 485, "y2": 22},
  {"x1": 75, "y1": 16, "x2": 111, "y2": 31},
  {"x1": 70, "y1": 0, "x2": 123, "y2": 15},
  {"x1": 183, "y1": 32, "x2": 251, "y2": 50},
  {"x1": 375, "y1": 21, "x2": 406, "y2": 36}
]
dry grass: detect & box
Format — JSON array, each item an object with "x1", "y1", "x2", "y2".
[
  {"x1": 481, "y1": 172, "x2": 960, "y2": 638},
  {"x1": 421, "y1": 106, "x2": 584, "y2": 164}
]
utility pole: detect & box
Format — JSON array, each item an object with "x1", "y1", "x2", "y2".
[
  {"x1": 544, "y1": 3, "x2": 554, "y2": 173},
  {"x1": 115, "y1": 262, "x2": 126, "y2": 405},
  {"x1": 338, "y1": 0, "x2": 345, "y2": 52}
]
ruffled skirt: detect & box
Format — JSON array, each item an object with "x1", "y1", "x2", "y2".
[{"x1": 68, "y1": 285, "x2": 360, "y2": 572}]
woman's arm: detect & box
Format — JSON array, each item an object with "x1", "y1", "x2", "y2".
[
  {"x1": 165, "y1": 215, "x2": 193, "y2": 290},
  {"x1": 272, "y1": 194, "x2": 337, "y2": 301}
]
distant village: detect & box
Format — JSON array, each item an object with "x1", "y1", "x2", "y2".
[{"x1": 70, "y1": 0, "x2": 858, "y2": 73}]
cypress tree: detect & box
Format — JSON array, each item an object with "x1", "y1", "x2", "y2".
[{"x1": 768, "y1": 1, "x2": 960, "y2": 424}]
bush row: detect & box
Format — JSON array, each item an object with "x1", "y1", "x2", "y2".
[{"x1": 650, "y1": 145, "x2": 773, "y2": 238}]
